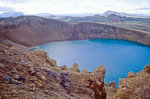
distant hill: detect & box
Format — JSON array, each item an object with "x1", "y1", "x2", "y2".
[
  {"x1": 49, "y1": 13, "x2": 150, "y2": 32},
  {"x1": 52, "y1": 13, "x2": 98, "y2": 17},
  {"x1": 0, "y1": 12, "x2": 24, "y2": 18},
  {"x1": 50, "y1": 13, "x2": 150, "y2": 23},
  {"x1": 52, "y1": 14, "x2": 106, "y2": 23},
  {"x1": 103, "y1": 10, "x2": 150, "y2": 18},
  {"x1": 106, "y1": 14, "x2": 124, "y2": 22},
  {"x1": 36, "y1": 13, "x2": 55, "y2": 18},
  {"x1": 103, "y1": 10, "x2": 136, "y2": 17}
]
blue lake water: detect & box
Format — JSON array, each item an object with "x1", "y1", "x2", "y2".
[{"x1": 34, "y1": 39, "x2": 150, "y2": 85}]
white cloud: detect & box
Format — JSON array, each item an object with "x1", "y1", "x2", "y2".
[
  {"x1": 1, "y1": 0, "x2": 28, "y2": 4},
  {"x1": 0, "y1": 0, "x2": 150, "y2": 14},
  {"x1": 0, "y1": 7, "x2": 14, "y2": 12}
]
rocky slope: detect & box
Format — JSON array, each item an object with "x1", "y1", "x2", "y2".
[
  {"x1": 0, "y1": 40, "x2": 106, "y2": 99},
  {"x1": 0, "y1": 16, "x2": 150, "y2": 47},
  {"x1": 114, "y1": 64, "x2": 150, "y2": 99}
]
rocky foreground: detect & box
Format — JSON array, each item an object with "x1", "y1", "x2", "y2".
[
  {"x1": 0, "y1": 40, "x2": 106, "y2": 99},
  {"x1": 0, "y1": 39, "x2": 150, "y2": 99}
]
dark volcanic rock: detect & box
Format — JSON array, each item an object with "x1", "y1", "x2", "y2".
[
  {"x1": 14, "y1": 75, "x2": 26, "y2": 82},
  {"x1": 60, "y1": 72, "x2": 72, "y2": 90},
  {"x1": 3, "y1": 75, "x2": 12, "y2": 84}
]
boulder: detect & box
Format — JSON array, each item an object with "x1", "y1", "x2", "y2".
[
  {"x1": 144, "y1": 63, "x2": 150, "y2": 73},
  {"x1": 14, "y1": 75, "x2": 26, "y2": 82},
  {"x1": 109, "y1": 81, "x2": 116, "y2": 88},
  {"x1": 94, "y1": 65, "x2": 106, "y2": 74},
  {"x1": 29, "y1": 67, "x2": 36, "y2": 76},
  {"x1": 82, "y1": 68, "x2": 88, "y2": 73},
  {"x1": 3, "y1": 75, "x2": 12, "y2": 84},
  {"x1": 60, "y1": 65, "x2": 67, "y2": 70},
  {"x1": 127, "y1": 71, "x2": 135, "y2": 78},
  {"x1": 68, "y1": 63, "x2": 80, "y2": 73}
]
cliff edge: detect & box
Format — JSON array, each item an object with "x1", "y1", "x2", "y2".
[{"x1": 0, "y1": 16, "x2": 150, "y2": 47}]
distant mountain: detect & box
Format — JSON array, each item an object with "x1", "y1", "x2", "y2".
[
  {"x1": 67, "y1": 14, "x2": 106, "y2": 23},
  {"x1": 0, "y1": 12, "x2": 24, "y2": 18},
  {"x1": 103, "y1": 10, "x2": 136, "y2": 17},
  {"x1": 36, "y1": 13, "x2": 55, "y2": 18},
  {"x1": 50, "y1": 14, "x2": 106, "y2": 23},
  {"x1": 106, "y1": 14, "x2": 124, "y2": 22},
  {"x1": 48, "y1": 13, "x2": 150, "y2": 32},
  {"x1": 53, "y1": 13, "x2": 98, "y2": 17},
  {"x1": 52, "y1": 13, "x2": 150, "y2": 24}
]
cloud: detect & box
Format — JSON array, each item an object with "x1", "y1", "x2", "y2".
[
  {"x1": 1, "y1": 0, "x2": 28, "y2": 3},
  {"x1": 0, "y1": 0, "x2": 150, "y2": 14},
  {"x1": 136, "y1": 8, "x2": 150, "y2": 10},
  {"x1": 0, "y1": 7, "x2": 14, "y2": 12}
]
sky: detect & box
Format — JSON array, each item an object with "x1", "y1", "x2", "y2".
[{"x1": 0, "y1": 0, "x2": 150, "y2": 15}]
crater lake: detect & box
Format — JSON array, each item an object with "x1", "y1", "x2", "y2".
[{"x1": 34, "y1": 39, "x2": 150, "y2": 85}]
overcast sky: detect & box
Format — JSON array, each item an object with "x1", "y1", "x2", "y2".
[{"x1": 0, "y1": 0, "x2": 150, "y2": 15}]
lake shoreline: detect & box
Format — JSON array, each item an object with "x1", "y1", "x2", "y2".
[{"x1": 33, "y1": 39, "x2": 150, "y2": 86}]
